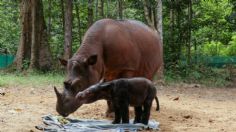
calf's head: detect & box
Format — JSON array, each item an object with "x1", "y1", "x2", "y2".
[{"x1": 75, "y1": 82, "x2": 114, "y2": 104}]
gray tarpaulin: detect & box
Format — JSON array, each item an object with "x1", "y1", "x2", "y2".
[{"x1": 36, "y1": 115, "x2": 159, "y2": 132}]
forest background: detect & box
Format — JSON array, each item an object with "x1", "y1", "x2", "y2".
[{"x1": 0, "y1": 0, "x2": 236, "y2": 86}]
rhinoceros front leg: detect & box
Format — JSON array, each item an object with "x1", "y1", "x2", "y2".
[{"x1": 106, "y1": 101, "x2": 115, "y2": 117}]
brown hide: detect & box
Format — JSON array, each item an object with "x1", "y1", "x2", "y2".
[{"x1": 75, "y1": 19, "x2": 162, "y2": 84}]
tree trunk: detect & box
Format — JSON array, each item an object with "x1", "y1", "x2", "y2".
[
  {"x1": 60, "y1": 0, "x2": 65, "y2": 32},
  {"x1": 106, "y1": 0, "x2": 110, "y2": 18},
  {"x1": 156, "y1": 0, "x2": 164, "y2": 79},
  {"x1": 74, "y1": 0, "x2": 82, "y2": 44},
  {"x1": 187, "y1": 0, "x2": 192, "y2": 66},
  {"x1": 95, "y1": 0, "x2": 98, "y2": 20},
  {"x1": 118, "y1": 0, "x2": 123, "y2": 19},
  {"x1": 30, "y1": 0, "x2": 39, "y2": 69},
  {"x1": 156, "y1": 0, "x2": 163, "y2": 43},
  {"x1": 63, "y1": 0, "x2": 73, "y2": 60},
  {"x1": 88, "y1": 0, "x2": 94, "y2": 27},
  {"x1": 48, "y1": 0, "x2": 52, "y2": 35},
  {"x1": 170, "y1": 0, "x2": 176, "y2": 63},
  {"x1": 38, "y1": 0, "x2": 52, "y2": 70},
  {"x1": 98, "y1": 0, "x2": 104, "y2": 18},
  {"x1": 176, "y1": 0, "x2": 182, "y2": 60},
  {"x1": 15, "y1": 0, "x2": 32, "y2": 70},
  {"x1": 143, "y1": 0, "x2": 155, "y2": 29},
  {"x1": 15, "y1": 0, "x2": 52, "y2": 71}
]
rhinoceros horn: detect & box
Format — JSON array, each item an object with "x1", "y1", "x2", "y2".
[{"x1": 54, "y1": 86, "x2": 62, "y2": 100}]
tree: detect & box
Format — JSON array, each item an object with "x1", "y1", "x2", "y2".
[
  {"x1": 118, "y1": 0, "x2": 123, "y2": 19},
  {"x1": 156, "y1": 0, "x2": 163, "y2": 79},
  {"x1": 143, "y1": 0, "x2": 155, "y2": 29},
  {"x1": 47, "y1": 0, "x2": 52, "y2": 35},
  {"x1": 106, "y1": 0, "x2": 110, "y2": 18},
  {"x1": 169, "y1": 0, "x2": 175, "y2": 63},
  {"x1": 63, "y1": 0, "x2": 73, "y2": 60},
  {"x1": 156, "y1": 0, "x2": 162, "y2": 43},
  {"x1": 15, "y1": 0, "x2": 52, "y2": 71},
  {"x1": 95, "y1": 0, "x2": 99, "y2": 20},
  {"x1": 187, "y1": 0, "x2": 192, "y2": 65},
  {"x1": 15, "y1": 0, "x2": 31, "y2": 70},
  {"x1": 30, "y1": 0, "x2": 39, "y2": 69},
  {"x1": 60, "y1": 0, "x2": 65, "y2": 32},
  {"x1": 88, "y1": 0, "x2": 94, "y2": 27},
  {"x1": 74, "y1": 0, "x2": 82, "y2": 44},
  {"x1": 98, "y1": 0, "x2": 104, "y2": 18}
]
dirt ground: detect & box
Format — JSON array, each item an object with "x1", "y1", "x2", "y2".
[{"x1": 0, "y1": 83, "x2": 236, "y2": 132}]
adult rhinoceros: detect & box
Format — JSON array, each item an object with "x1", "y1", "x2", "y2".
[{"x1": 54, "y1": 19, "x2": 163, "y2": 117}]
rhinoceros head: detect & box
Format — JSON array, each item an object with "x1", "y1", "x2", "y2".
[{"x1": 54, "y1": 55, "x2": 98, "y2": 116}]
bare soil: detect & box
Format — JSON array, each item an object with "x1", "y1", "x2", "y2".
[{"x1": 0, "y1": 84, "x2": 236, "y2": 132}]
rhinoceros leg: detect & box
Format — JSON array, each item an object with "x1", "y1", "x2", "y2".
[
  {"x1": 105, "y1": 70, "x2": 136, "y2": 117},
  {"x1": 106, "y1": 101, "x2": 115, "y2": 117}
]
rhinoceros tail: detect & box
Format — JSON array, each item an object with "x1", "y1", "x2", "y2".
[{"x1": 155, "y1": 96, "x2": 160, "y2": 111}]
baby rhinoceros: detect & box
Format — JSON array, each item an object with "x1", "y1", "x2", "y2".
[{"x1": 76, "y1": 77, "x2": 159, "y2": 125}]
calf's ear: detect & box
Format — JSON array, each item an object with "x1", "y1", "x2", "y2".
[
  {"x1": 58, "y1": 58, "x2": 68, "y2": 66},
  {"x1": 86, "y1": 55, "x2": 97, "y2": 65}
]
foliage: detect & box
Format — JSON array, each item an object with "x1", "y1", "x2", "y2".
[
  {"x1": 197, "y1": 35, "x2": 236, "y2": 56},
  {"x1": 193, "y1": 0, "x2": 232, "y2": 44},
  {"x1": 0, "y1": 0, "x2": 20, "y2": 54},
  {"x1": 200, "y1": 41, "x2": 227, "y2": 56},
  {"x1": 227, "y1": 34, "x2": 236, "y2": 56}
]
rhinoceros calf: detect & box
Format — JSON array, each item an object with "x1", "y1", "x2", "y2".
[{"x1": 73, "y1": 77, "x2": 159, "y2": 125}]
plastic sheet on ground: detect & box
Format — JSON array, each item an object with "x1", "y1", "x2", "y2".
[{"x1": 36, "y1": 114, "x2": 159, "y2": 132}]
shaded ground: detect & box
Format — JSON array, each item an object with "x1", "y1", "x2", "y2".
[{"x1": 0, "y1": 84, "x2": 236, "y2": 132}]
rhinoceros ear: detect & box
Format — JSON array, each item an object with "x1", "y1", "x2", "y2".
[
  {"x1": 58, "y1": 58, "x2": 68, "y2": 66},
  {"x1": 86, "y1": 55, "x2": 97, "y2": 65}
]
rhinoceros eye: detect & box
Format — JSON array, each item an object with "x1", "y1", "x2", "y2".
[{"x1": 72, "y1": 61, "x2": 79, "y2": 68}]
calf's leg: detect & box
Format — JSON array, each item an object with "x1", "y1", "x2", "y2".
[
  {"x1": 121, "y1": 101, "x2": 129, "y2": 124},
  {"x1": 141, "y1": 100, "x2": 152, "y2": 125},
  {"x1": 106, "y1": 101, "x2": 114, "y2": 117},
  {"x1": 134, "y1": 106, "x2": 142, "y2": 124},
  {"x1": 112, "y1": 104, "x2": 121, "y2": 124}
]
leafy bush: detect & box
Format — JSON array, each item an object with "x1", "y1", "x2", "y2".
[
  {"x1": 200, "y1": 41, "x2": 227, "y2": 56},
  {"x1": 226, "y1": 34, "x2": 236, "y2": 56}
]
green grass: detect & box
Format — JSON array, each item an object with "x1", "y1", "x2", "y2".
[
  {"x1": 0, "y1": 71, "x2": 64, "y2": 88},
  {"x1": 0, "y1": 66, "x2": 232, "y2": 89}
]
